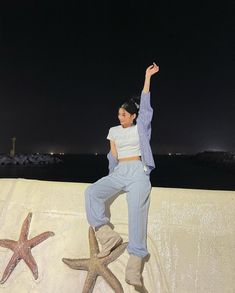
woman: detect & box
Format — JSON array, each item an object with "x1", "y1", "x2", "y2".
[{"x1": 85, "y1": 62, "x2": 159, "y2": 288}]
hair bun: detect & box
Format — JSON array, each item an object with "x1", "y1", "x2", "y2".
[
  {"x1": 129, "y1": 98, "x2": 140, "y2": 110},
  {"x1": 120, "y1": 95, "x2": 140, "y2": 118},
  {"x1": 134, "y1": 102, "x2": 140, "y2": 109},
  {"x1": 130, "y1": 96, "x2": 140, "y2": 109}
]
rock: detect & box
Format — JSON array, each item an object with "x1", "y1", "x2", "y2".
[{"x1": 0, "y1": 154, "x2": 62, "y2": 166}]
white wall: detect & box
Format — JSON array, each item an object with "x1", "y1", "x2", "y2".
[{"x1": 0, "y1": 178, "x2": 234, "y2": 293}]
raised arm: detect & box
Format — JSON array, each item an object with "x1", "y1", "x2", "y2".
[
  {"x1": 143, "y1": 62, "x2": 159, "y2": 93},
  {"x1": 137, "y1": 63, "x2": 159, "y2": 140}
]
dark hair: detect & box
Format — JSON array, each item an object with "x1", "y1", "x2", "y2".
[{"x1": 119, "y1": 96, "x2": 140, "y2": 125}]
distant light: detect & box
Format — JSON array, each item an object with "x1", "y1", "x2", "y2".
[
  {"x1": 59, "y1": 152, "x2": 65, "y2": 155},
  {"x1": 36, "y1": 152, "x2": 40, "y2": 155},
  {"x1": 168, "y1": 153, "x2": 172, "y2": 156},
  {"x1": 94, "y1": 152, "x2": 98, "y2": 156},
  {"x1": 50, "y1": 152, "x2": 54, "y2": 155}
]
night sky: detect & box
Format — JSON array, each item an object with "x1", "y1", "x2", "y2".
[{"x1": 0, "y1": 1, "x2": 234, "y2": 155}]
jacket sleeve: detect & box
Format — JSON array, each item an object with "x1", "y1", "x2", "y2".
[
  {"x1": 107, "y1": 150, "x2": 118, "y2": 174},
  {"x1": 136, "y1": 91, "x2": 153, "y2": 141}
]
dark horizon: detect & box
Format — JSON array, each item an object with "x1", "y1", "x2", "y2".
[{"x1": 1, "y1": 150, "x2": 234, "y2": 157}]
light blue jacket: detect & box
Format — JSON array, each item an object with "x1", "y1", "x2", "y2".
[{"x1": 107, "y1": 91, "x2": 155, "y2": 175}]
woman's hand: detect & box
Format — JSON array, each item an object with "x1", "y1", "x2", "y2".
[
  {"x1": 142, "y1": 62, "x2": 159, "y2": 93},
  {"x1": 145, "y1": 62, "x2": 159, "y2": 79}
]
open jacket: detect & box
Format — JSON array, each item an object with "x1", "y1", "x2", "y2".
[{"x1": 107, "y1": 91, "x2": 155, "y2": 176}]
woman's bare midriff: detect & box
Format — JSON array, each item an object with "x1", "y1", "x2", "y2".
[{"x1": 118, "y1": 156, "x2": 141, "y2": 162}]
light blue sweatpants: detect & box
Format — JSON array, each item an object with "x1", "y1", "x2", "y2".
[{"x1": 85, "y1": 160, "x2": 152, "y2": 258}]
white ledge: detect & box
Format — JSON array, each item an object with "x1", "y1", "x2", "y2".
[{"x1": 0, "y1": 178, "x2": 234, "y2": 292}]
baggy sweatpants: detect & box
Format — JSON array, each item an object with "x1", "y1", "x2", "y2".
[{"x1": 85, "y1": 160, "x2": 152, "y2": 258}]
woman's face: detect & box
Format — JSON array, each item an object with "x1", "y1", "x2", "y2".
[{"x1": 118, "y1": 108, "x2": 136, "y2": 128}]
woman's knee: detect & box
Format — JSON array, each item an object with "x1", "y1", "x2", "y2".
[
  {"x1": 133, "y1": 180, "x2": 151, "y2": 194},
  {"x1": 85, "y1": 184, "x2": 93, "y2": 201},
  {"x1": 85, "y1": 183, "x2": 100, "y2": 201}
]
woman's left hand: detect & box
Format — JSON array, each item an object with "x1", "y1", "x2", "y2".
[{"x1": 145, "y1": 62, "x2": 159, "y2": 78}]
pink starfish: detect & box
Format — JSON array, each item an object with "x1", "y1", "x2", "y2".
[{"x1": 0, "y1": 212, "x2": 55, "y2": 284}]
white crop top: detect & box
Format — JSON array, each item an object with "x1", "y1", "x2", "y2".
[{"x1": 107, "y1": 124, "x2": 141, "y2": 159}]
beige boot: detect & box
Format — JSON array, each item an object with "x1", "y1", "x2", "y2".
[
  {"x1": 95, "y1": 224, "x2": 123, "y2": 258},
  {"x1": 125, "y1": 254, "x2": 143, "y2": 288}
]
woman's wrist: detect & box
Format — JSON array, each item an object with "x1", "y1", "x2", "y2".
[
  {"x1": 143, "y1": 75, "x2": 151, "y2": 93},
  {"x1": 145, "y1": 73, "x2": 152, "y2": 80}
]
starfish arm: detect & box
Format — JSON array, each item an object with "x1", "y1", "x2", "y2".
[
  {"x1": 103, "y1": 242, "x2": 128, "y2": 265},
  {"x1": 0, "y1": 239, "x2": 17, "y2": 251},
  {"x1": 19, "y1": 212, "x2": 32, "y2": 242},
  {"x1": 99, "y1": 266, "x2": 124, "y2": 293},
  {"x1": 62, "y1": 258, "x2": 90, "y2": 271},
  {"x1": 28, "y1": 231, "x2": 55, "y2": 248},
  {"x1": 82, "y1": 271, "x2": 97, "y2": 293},
  {"x1": 0, "y1": 252, "x2": 21, "y2": 284},
  {"x1": 23, "y1": 250, "x2": 38, "y2": 280},
  {"x1": 88, "y1": 226, "x2": 99, "y2": 257}
]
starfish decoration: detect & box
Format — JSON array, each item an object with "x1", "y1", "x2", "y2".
[
  {"x1": 0, "y1": 212, "x2": 55, "y2": 284},
  {"x1": 62, "y1": 226, "x2": 128, "y2": 293}
]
